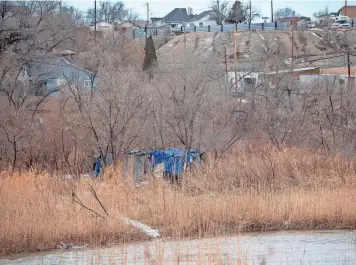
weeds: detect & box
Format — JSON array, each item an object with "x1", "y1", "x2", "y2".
[{"x1": 1, "y1": 147, "x2": 356, "y2": 255}]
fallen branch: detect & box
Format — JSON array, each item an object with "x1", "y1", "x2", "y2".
[
  {"x1": 72, "y1": 191, "x2": 106, "y2": 220},
  {"x1": 87, "y1": 183, "x2": 109, "y2": 216}
]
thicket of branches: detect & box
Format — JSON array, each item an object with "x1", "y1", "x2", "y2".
[{"x1": 1, "y1": 1, "x2": 356, "y2": 173}]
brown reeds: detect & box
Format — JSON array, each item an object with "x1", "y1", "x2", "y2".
[{"x1": 1, "y1": 146, "x2": 356, "y2": 255}]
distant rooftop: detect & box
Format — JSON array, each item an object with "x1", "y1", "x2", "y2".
[
  {"x1": 190, "y1": 10, "x2": 214, "y2": 22},
  {"x1": 162, "y1": 8, "x2": 194, "y2": 23}
]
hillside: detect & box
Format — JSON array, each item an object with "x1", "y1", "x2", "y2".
[{"x1": 156, "y1": 30, "x2": 356, "y2": 70}]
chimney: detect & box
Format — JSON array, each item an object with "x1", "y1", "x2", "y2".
[{"x1": 187, "y1": 7, "x2": 193, "y2": 15}]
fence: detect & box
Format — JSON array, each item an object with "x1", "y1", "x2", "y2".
[
  {"x1": 135, "y1": 22, "x2": 292, "y2": 37},
  {"x1": 135, "y1": 21, "x2": 356, "y2": 38}
]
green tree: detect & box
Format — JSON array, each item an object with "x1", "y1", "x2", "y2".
[
  {"x1": 143, "y1": 35, "x2": 157, "y2": 78},
  {"x1": 225, "y1": 1, "x2": 260, "y2": 24}
]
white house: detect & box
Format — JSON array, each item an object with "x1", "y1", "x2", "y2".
[
  {"x1": 299, "y1": 74, "x2": 355, "y2": 89},
  {"x1": 89, "y1": 21, "x2": 114, "y2": 35},
  {"x1": 188, "y1": 10, "x2": 219, "y2": 28}
]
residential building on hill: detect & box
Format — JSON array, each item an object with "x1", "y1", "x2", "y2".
[
  {"x1": 155, "y1": 8, "x2": 222, "y2": 29},
  {"x1": 189, "y1": 10, "x2": 218, "y2": 28},
  {"x1": 338, "y1": 6, "x2": 356, "y2": 20},
  {"x1": 157, "y1": 8, "x2": 194, "y2": 28},
  {"x1": 27, "y1": 58, "x2": 97, "y2": 96}
]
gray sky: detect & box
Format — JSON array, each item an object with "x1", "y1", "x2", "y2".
[{"x1": 66, "y1": 0, "x2": 356, "y2": 21}]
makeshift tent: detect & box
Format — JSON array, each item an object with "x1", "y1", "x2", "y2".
[
  {"x1": 123, "y1": 148, "x2": 202, "y2": 181},
  {"x1": 148, "y1": 148, "x2": 201, "y2": 177}
]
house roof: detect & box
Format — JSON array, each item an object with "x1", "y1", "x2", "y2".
[
  {"x1": 27, "y1": 57, "x2": 94, "y2": 80},
  {"x1": 120, "y1": 20, "x2": 147, "y2": 28},
  {"x1": 265, "y1": 67, "x2": 319, "y2": 75},
  {"x1": 48, "y1": 58, "x2": 95, "y2": 75},
  {"x1": 59, "y1": 50, "x2": 75, "y2": 55},
  {"x1": 321, "y1": 66, "x2": 356, "y2": 75},
  {"x1": 162, "y1": 8, "x2": 194, "y2": 23},
  {"x1": 151, "y1": 17, "x2": 163, "y2": 21},
  {"x1": 190, "y1": 10, "x2": 214, "y2": 22}
]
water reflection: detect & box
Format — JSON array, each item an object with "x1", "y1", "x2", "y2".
[{"x1": 1, "y1": 230, "x2": 356, "y2": 265}]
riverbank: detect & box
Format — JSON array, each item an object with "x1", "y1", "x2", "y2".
[
  {"x1": 1, "y1": 146, "x2": 356, "y2": 255},
  {"x1": 2, "y1": 230, "x2": 356, "y2": 264}
]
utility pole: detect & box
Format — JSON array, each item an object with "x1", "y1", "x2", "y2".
[
  {"x1": 217, "y1": 0, "x2": 220, "y2": 25},
  {"x1": 345, "y1": 0, "x2": 348, "y2": 16},
  {"x1": 144, "y1": 2, "x2": 149, "y2": 38},
  {"x1": 184, "y1": 24, "x2": 186, "y2": 49},
  {"x1": 94, "y1": 0, "x2": 97, "y2": 42},
  {"x1": 249, "y1": 0, "x2": 252, "y2": 29},
  {"x1": 271, "y1": 0, "x2": 273, "y2": 22},
  {"x1": 291, "y1": 11, "x2": 295, "y2": 67},
  {"x1": 234, "y1": 24, "x2": 238, "y2": 93},
  {"x1": 348, "y1": 52, "x2": 351, "y2": 78},
  {"x1": 224, "y1": 45, "x2": 228, "y2": 89}
]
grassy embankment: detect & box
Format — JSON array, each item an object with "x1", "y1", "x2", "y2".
[{"x1": 1, "y1": 145, "x2": 356, "y2": 255}]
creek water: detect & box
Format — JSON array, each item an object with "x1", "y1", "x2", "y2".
[{"x1": 1, "y1": 230, "x2": 356, "y2": 265}]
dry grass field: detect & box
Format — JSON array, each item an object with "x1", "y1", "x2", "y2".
[{"x1": 1, "y1": 146, "x2": 356, "y2": 255}]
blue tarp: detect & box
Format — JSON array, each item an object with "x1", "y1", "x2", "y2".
[
  {"x1": 148, "y1": 148, "x2": 200, "y2": 176},
  {"x1": 93, "y1": 158, "x2": 101, "y2": 177}
]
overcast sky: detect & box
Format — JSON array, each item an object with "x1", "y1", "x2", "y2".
[{"x1": 65, "y1": 0, "x2": 356, "y2": 21}]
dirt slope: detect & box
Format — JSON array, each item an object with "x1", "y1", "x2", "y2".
[{"x1": 157, "y1": 31, "x2": 340, "y2": 70}]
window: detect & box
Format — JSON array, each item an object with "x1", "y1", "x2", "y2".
[
  {"x1": 84, "y1": 80, "x2": 92, "y2": 87},
  {"x1": 243, "y1": 77, "x2": 256, "y2": 92},
  {"x1": 190, "y1": 23, "x2": 194, "y2": 27},
  {"x1": 199, "y1": 22, "x2": 203, "y2": 27},
  {"x1": 339, "y1": 79, "x2": 345, "y2": 85}
]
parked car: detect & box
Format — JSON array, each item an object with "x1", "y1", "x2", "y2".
[
  {"x1": 307, "y1": 21, "x2": 316, "y2": 28},
  {"x1": 335, "y1": 16, "x2": 350, "y2": 28}
]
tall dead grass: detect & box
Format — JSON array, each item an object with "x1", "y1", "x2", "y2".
[{"x1": 1, "y1": 146, "x2": 356, "y2": 255}]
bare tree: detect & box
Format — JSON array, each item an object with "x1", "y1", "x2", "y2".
[
  {"x1": 313, "y1": 6, "x2": 329, "y2": 19},
  {"x1": 151, "y1": 51, "x2": 248, "y2": 155},
  {"x1": 0, "y1": 1, "x2": 82, "y2": 170},
  {"x1": 87, "y1": 1, "x2": 137, "y2": 23},
  {"x1": 209, "y1": 0, "x2": 230, "y2": 25},
  {"x1": 274, "y1": 7, "x2": 295, "y2": 20}
]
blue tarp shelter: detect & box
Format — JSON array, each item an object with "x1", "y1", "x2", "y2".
[{"x1": 148, "y1": 148, "x2": 201, "y2": 176}]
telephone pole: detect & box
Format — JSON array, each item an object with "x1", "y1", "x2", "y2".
[
  {"x1": 224, "y1": 45, "x2": 228, "y2": 89},
  {"x1": 292, "y1": 24, "x2": 294, "y2": 66},
  {"x1": 94, "y1": 0, "x2": 97, "y2": 42},
  {"x1": 345, "y1": 0, "x2": 348, "y2": 16},
  {"x1": 234, "y1": 24, "x2": 238, "y2": 93},
  {"x1": 348, "y1": 52, "x2": 351, "y2": 78},
  {"x1": 217, "y1": 0, "x2": 220, "y2": 25},
  {"x1": 145, "y1": 2, "x2": 149, "y2": 38},
  {"x1": 249, "y1": 0, "x2": 252, "y2": 29},
  {"x1": 271, "y1": 0, "x2": 273, "y2": 22}
]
